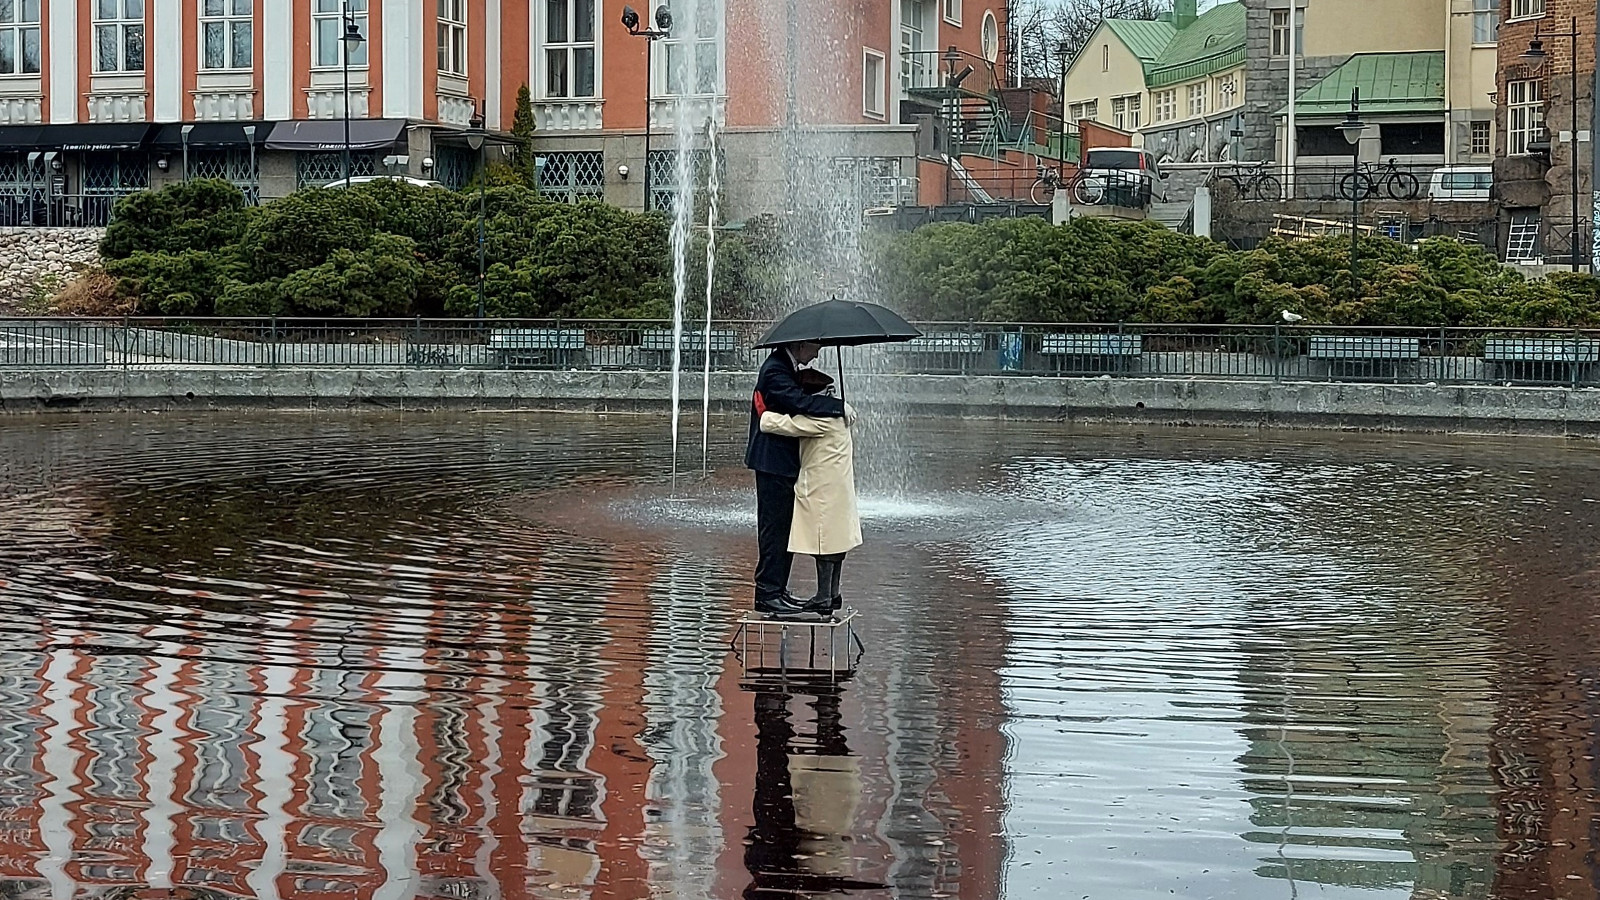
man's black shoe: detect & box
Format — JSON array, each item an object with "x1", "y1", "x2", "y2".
[{"x1": 754, "y1": 593, "x2": 821, "y2": 619}]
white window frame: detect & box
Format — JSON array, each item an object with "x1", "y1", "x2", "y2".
[
  {"x1": 1470, "y1": 120, "x2": 1491, "y2": 155},
  {"x1": 1068, "y1": 100, "x2": 1098, "y2": 123},
  {"x1": 1101, "y1": 43, "x2": 1109, "y2": 73},
  {"x1": 437, "y1": 0, "x2": 467, "y2": 77},
  {"x1": 1472, "y1": 0, "x2": 1498, "y2": 44},
  {"x1": 942, "y1": 0, "x2": 959, "y2": 28},
  {"x1": 1215, "y1": 72, "x2": 1237, "y2": 110},
  {"x1": 0, "y1": 0, "x2": 41, "y2": 76},
  {"x1": 1153, "y1": 88, "x2": 1176, "y2": 123},
  {"x1": 1506, "y1": 78, "x2": 1545, "y2": 155},
  {"x1": 656, "y1": 0, "x2": 723, "y2": 97},
  {"x1": 200, "y1": 0, "x2": 252, "y2": 72},
  {"x1": 863, "y1": 48, "x2": 885, "y2": 118},
  {"x1": 543, "y1": 0, "x2": 598, "y2": 98},
  {"x1": 1186, "y1": 82, "x2": 1205, "y2": 118},
  {"x1": 900, "y1": 0, "x2": 928, "y2": 90},
  {"x1": 312, "y1": 0, "x2": 367, "y2": 70},
  {"x1": 94, "y1": 0, "x2": 145, "y2": 74},
  {"x1": 1508, "y1": 0, "x2": 1544, "y2": 21},
  {"x1": 980, "y1": 11, "x2": 999, "y2": 63},
  {"x1": 1269, "y1": 8, "x2": 1302, "y2": 59}
]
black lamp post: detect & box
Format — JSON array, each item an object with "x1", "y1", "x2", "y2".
[
  {"x1": 1336, "y1": 88, "x2": 1365, "y2": 297},
  {"x1": 1056, "y1": 40, "x2": 1069, "y2": 173},
  {"x1": 341, "y1": 1, "x2": 365, "y2": 183},
  {"x1": 467, "y1": 113, "x2": 487, "y2": 319},
  {"x1": 1523, "y1": 17, "x2": 1582, "y2": 271},
  {"x1": 622, "y1": 4, "x2": 672, "y2": 212}
]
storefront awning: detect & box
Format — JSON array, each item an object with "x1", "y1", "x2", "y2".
[
  {"x1": 151, "y1": 121, "x2": 272, "y2": 147},
  {"x1": 263, "y1": 119, "x2": 408, "y2": 152},
  {"x1": 0, "y1": 123, "x2": 156, "y2": 151}
]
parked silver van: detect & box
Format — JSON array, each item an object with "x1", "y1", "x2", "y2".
[{"x1": 1427, "y1": 166, "x2": 1492, "y2": 201}]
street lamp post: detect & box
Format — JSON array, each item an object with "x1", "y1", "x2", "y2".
[
  {"x1": 1056, "y1": 40, "x2": 1069, "y2": 174},
  {"x1": 466, "y1": 117, "x2": 487, "y2": 319},
  {"x1": 242, "y1": 124, "x2": 257, "y2": 204},
  {"x1": 622, "y1": 5, "x2": 672, "y2": 212},
  {"x1": 340, "y1": 1, "x2": 366, "y2": 183},
  {"x1": 1336, "y1": 88, "x2": 1365, "y2": 297},
  {"x1": 1523, "y1": 18, "x2": 1582, "y2": 271},
  {"x1": 180, "y1": 124, "x2": 194, "y2": 182}
]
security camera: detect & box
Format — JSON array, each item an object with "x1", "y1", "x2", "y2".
[
  {"x1": 654, "y1": 4, "x2": 672, "y2": 31},
  {"x1": 618, "y1": 164, "x2": 630, "y2": 179},
  {"x1": 621, "y1": 5, "x2": 639, "y2": 29}
]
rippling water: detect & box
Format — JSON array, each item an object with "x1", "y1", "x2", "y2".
[{"x1": 1, "y1": 413, "x2": 1599, "y2": 900}]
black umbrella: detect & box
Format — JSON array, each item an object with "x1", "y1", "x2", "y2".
[
  {"x1": 753, "y1": 299, "x2": 921, "y2": 348},
  {"x1": 753, "y1": 299, "x2": 922, "y2": 400}
]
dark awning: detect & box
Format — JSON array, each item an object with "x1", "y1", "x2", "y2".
[
  {"x1": 263, "y1": 119, "x2": 408, "y2": 152},
  {"x1": 151, "y1": 121, "x2": 272, "y2": 147},
  {"x1": 0, "y1": 123, "x2": 155, "y2": 151}
]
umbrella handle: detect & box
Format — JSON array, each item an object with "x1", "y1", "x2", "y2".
[{"x1": 836, "y1": 345, "x2": 846, "y2": 402}]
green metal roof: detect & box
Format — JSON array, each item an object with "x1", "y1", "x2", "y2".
[
  {"x1": 1147, "y1": 3, "x2": 1247, "y2": 87},
  {"x1": 1275, "y1": 52, "x2": 1445, "y2": 117},
  {"x1": 1104, "y1": 19, "x2": 1176, "y2": 64}
]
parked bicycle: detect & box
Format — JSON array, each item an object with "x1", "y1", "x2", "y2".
[
  {"x1": 1029, "y1": 164, "x2": 1063, "y2": 205},
  {"x1": 1209, "y1": 162, "x2": 1283, "y2": 201},
  {"x1": 1339, "y1": 158, "x2": 1421, "y2": 202}
]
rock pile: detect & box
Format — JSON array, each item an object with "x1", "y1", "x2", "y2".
[{"x1": 0, "y1": 228, "x2": 104, "y2": 311}]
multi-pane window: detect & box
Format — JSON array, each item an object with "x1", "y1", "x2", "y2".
[
  {"x1": 1112, "y1": 95, "x2": 1137, "y2": 130},
  {"x1": 1152, "y1": 89, "x2": 1176, "y2": 123},
  {"x1": 0, "y1": 0, "x2": 41, "y2": 76},
  {"x1": 201, "y1": 0, "x2": 251, "y2": 70},
  {"x1": 863, "y1": 50, "x2": 885, "y2": 117},
  {"x1": 297, "y1": 151, "x2": 376, "y2": 187},
  {"x1": 1509, "y1": 0, "x2": 1544, "y2": 20},
  {"x1": 1470, "y1": 120, "x2": 1491, "y2": 155},
  {"x1": 544, "y1": 0, "x2": 596, "y2": 97},
  {"x1": 94, "y1": 0, "x2": 145, "y2": 73},
  {"x1": 1507, "y1": 79, "x2": 1545, "y2": 155},
  {"x1": 538, "y1": 150, "x2": 605, "y2": 203},
  {"x1": 660, "y1": 0, "x2": 719, "y2": 96},
  {"x1": 1187, "y1": 83, "x2": 1205, "y2": 117},
  {"x1": 1215, "y1": 72, "x2": 1237, "y2": 109},
  {"x1": 900, "y1": 0, "x2": 928, "y2": 89},
  {"x1": 437, "y1": 0, "x2": 466, "y2": 76},
  {"x1": 313, "y1": 0, "x2": 367, "y2": 68},
  {"x1": 1472, "y1": 0, "x2": 1498, "y2": 43},
  {"x1": 1270, "y1": 8, "x2": 1302, "y2": 58},
  {"x1": 942, "y1": 0, "x2": 959, "y2": 26},
  {"x1": 1068, "y1": 100, "x2": 1098, "y2": 123}
]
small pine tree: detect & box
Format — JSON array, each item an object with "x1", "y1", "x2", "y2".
[{"x1": 511, "y1": 83, "x2": 538, "y2": 188}]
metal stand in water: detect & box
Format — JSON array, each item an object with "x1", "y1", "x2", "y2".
[{"x1": 730, "y1": 608, "x2": 865, "y2": 679}]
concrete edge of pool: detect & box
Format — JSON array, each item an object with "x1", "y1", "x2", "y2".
[{"x1": 4, "y1": 368, "x2": 1600, "y2": 437}]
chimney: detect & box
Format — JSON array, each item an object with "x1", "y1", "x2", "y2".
[{"x1": 1174, "y1": 0, "x2": 1198, "y2": 29}]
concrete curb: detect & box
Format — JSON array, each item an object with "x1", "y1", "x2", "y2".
[{"x1": 3, "y1": 367, "x2": 1600, "y2": 436}]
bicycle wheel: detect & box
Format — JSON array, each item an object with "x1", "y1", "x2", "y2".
[
  {"x1": 1030, "y1": 179, "x2": 1054, "y2": 205},
  {"x1": 1339, "y1": 172, "x2": 1374, "y2": 202},
  {"x1": 1385, "y1": 171, "x2": 1420, "y2": 200},
  {"x1": 1072, "y1": 179, "x2": 1105, "y2": 206},
  {"x1": 1252, "y1": 175, "x2": 1282, "y2": 201},
  {"x1": 1211, "y1": 177, "x2": 1241, "y2": 201}
]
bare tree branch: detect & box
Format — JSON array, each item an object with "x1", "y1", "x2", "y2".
[{"x1": 1011, "y1": 0, "x2": 1172, "y2": 87}]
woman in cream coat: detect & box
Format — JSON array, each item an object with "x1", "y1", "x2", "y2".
[{"x1": 758, "y1": 375, "x2": 860, "y2": 612}]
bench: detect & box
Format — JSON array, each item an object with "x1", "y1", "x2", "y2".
[
  {"x1": 637, "y1": 328, "x2": 741, "y2": 370},
  {"x1": 488, "y1": 328, "x2": 587, "y2": 369},
  {"x1": 1483, "y1": 338, "x2": 1600, "y2": 384},
  {"x1": 1307, "y1": 336, "x2": 1420, "y2": 380},
  {"x1": 882, "y1": 331, "x2": 985, "y2": 373},
  {"x1": 1040, "y1": 333, "x2": 1142, "y2": 374}
]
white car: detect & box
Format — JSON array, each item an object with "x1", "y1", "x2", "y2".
[
  {"x1": 1427, "y1": 166, "x2": 1492, "y2": 202},
  {"x1": 320, "y1": 175, "x2": 447, "y2": 189},
  {"x1": 1072, "y1": 147, "x2": 1166, "y2": 208}
]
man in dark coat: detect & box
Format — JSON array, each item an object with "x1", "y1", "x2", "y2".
[{"x1": 746, "y1": 340, "x2": 847, "y2": 616}]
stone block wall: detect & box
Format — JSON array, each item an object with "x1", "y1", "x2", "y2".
[{"x1": 0, "y1": 228, "x2": 104, "y2": 310}]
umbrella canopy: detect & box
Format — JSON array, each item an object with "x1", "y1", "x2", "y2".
[{"x1": 753, "y1": 299, "x2": 921, "y2": 348}]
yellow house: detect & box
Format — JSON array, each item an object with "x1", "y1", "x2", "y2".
[{"x1": 1062, "y1": 0, "x2": 1248, "y2": 164}]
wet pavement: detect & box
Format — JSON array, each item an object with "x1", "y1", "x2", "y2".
[{"x1": 1, "y1": 412, "x2": 1599, "y2": 899}]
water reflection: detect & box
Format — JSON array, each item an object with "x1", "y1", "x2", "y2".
[{"x1": 0, "y1": 415, "x2": 1599, "y2": 898}]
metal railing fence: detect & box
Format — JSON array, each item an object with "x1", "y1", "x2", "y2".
[
  {"x1": 6, "y1": 317, "x2": 1600, "y2": 387},
  {"x1": 0, "y1": 192, "x2": 124, "y2": 228}
]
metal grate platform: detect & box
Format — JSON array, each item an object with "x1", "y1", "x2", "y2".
[{"x1": 731, "y1": 608, "x2": 864, "y2": 678}]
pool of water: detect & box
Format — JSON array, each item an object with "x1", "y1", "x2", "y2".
[{"x1": 1, "y1": 412, "x2": 1598, "y2": 900}]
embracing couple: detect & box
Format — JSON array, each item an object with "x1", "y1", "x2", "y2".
[{"x1": 745, "y1": 339, "x2": 860, "y2": 619}]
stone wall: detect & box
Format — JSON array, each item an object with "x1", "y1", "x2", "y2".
[{"x1": 0, "y1": 228, "x2": 104, "y2": 310}]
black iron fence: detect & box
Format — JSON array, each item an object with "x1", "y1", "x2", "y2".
[
  {"x1": 9, "y1": 318, "x2": 1600, "y2": 387},
  {"x1": 1207, "y1": 162, "x2": 1444, "y2": 203},
  {"x1": 0, "y1": 192, "x2": 122, "y2": 228}
]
